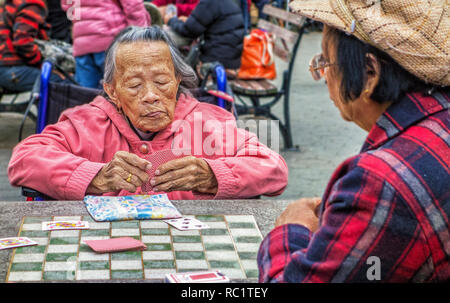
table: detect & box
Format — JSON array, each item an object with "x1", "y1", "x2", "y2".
[{"x1": 0, "y1": 199, "x2": 292, "y2": 282}]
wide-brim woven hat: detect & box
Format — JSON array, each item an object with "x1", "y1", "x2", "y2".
[{"x1": 290, "y1": 0, "x2": 449, "y2": 87}]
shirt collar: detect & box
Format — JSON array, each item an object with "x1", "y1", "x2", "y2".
[{"x1": 361, "y1": 89, "x2": 450, "y2": 152}]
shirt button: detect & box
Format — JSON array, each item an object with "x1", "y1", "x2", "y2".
[{"x1": 139, "y1": 144, "x2": 149, "y2": 154}]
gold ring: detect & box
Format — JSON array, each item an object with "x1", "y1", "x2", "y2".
[{"x1": 126, "y1": 173, "x2": 132, "y2": 183}]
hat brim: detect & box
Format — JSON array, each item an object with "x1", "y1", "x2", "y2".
[{"x1": 290, "y1": 0, "x2": 347, "y2": 32}]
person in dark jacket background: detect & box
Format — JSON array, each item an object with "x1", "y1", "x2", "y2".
[{"x1": 166, "y1": 0, "x2": 245, "y2": 70}]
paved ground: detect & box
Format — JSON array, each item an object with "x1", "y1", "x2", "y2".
[{"x1": 0, "y1": 32, "x2": 367, "y2": 202}]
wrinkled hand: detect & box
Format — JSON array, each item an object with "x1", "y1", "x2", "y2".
[
  {"x1": 275, "y1": 197, "x2": 322, "y2": 232},
  {"x1": 151, "y1": 156, "x2": 218, "y2": 194},
  {"x1": 164, "y1": 13, "x2": 176, "y2": 24},
  {"x1": 87, "y1": 151, "x2": 152, "y2": 195}
]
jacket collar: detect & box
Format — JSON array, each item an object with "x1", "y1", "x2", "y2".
[
  {"x1": 90, "y1": 93, "x2": 200, "y2": 144},
  {"x1": 361, "y1": 89, "x2": 450, "y2": 152}
]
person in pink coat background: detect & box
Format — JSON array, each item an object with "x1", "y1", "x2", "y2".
[
  {"x1": 8, "y1": 26, "x2": 288, "y2": 201},
  {"x1": 61, "y1": 0, "x2": 150, "y2": 88}
]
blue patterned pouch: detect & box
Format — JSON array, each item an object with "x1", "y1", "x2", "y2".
[{"x1": 84, "y1": 194, "x2": 182, "y2": 222}]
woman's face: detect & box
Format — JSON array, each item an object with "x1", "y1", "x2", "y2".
[{"x1": 105, "y1": 41, "x2": 180, "y2": 133}]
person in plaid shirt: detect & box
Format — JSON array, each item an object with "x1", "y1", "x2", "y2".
[{"x1": 258, "y1": 0, "x2": 449, "y2": 283}]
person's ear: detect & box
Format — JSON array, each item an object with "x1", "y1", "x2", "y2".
[
  {"x1": 104, "y1": 82, "x2": 121, "y2": 108},
  {"x1": 364, "y1": 53, "x2": 381, "y2": 99}
]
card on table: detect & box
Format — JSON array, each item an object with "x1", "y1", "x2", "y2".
[
  {"x1": 141, "y1": 149, "x2": 191, "y2": 193},
  {"x1": 165, "y1": 270, "x2": 229, "y2": 283},
  {"x1": 42, "y1": 220, "x2": 89, "y2": 231},
  {"x1": 164, "y1": 217, "x2": 209, "y2": 231},
  {"x1": 84, "y1": 237, "x2": 147, "y2": 253},
  {"x1": 0, "y1": 237, "x2": 38, "y2": 250}
]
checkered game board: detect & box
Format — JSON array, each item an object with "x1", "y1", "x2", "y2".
[{"x1": 6, "y1": 215, "x2": 262, "y2": 282}]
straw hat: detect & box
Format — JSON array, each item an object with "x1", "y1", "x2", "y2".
[{"x1": 290, "y1": 0, "x2": 449, "y2": 87}]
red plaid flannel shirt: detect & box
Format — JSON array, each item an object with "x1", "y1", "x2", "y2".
[
  {"x1": 258, "y1": 89, "x2": 450, "y2": 282},
  {"x1": 0, "y1": 0, "x2": 49, "y2": 67}
]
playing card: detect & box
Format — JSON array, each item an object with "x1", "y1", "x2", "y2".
[
  {"x1": 141, "y1": 149, "x2": 191, "y2": 193},
  {"x1": 84, "y1": 237, "x2": 147, "y2": 253},
  {"x1": 0, "y1": 237, "x2": 38, "y2": 250},
  {"x1": 42, "y1": 220, "x2": 89, "y2": 231},
  {"x1": 165, "y1": 270, "x2": 229, "y2": 283},
  {"x1": 164, "y1": 217, "x2": 209, "y2": 230}
]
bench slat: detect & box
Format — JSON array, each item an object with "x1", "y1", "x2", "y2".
[
  {"x1": 262, "y1": 5, "x2": 306, "y2": 27},
  {"x1": 257, "y1": 19, "x2": 299, "y2": 44}
]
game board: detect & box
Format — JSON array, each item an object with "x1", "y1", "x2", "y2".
[{"x1": 6, "y1": 215, "x2": 262, "y2": 282}]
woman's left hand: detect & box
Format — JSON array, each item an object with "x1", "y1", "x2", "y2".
[{"x1": 150, "y1": 156, "x2": 218, "y2": 194}]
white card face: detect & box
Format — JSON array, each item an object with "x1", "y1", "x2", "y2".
[
  {"x1": 0, "y1": 237, "x2": 38, "y2": 250},
  {"x1": 165, "y1": 271, "x2": 229, "y2": 283},
  {"x1": 42, "y1": 221, "x2": 89, "y2": 231},
  {"x1": 164, "y1": 217, "x2": 209, "y2": 230}
]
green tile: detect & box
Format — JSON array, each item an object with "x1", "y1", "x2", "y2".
[
  {"x1": 82, "y1": 229, "x2": 110, "y2": 236},
  {"x1": 245, "y1": 269, "x2": 259, "y2": 278},
  {"x1": 79, "y1": 244, "x2": 92, "y2": 252},
  {"x1": 238, "y1": 252, "x2": 258, "y2": 259},
  {"x1": 46, "y1": 253, "x2": 77, "y2": 262},
  {"x1": 23, "y1": 217, "x2": 52, "y2": 224},
  {"x1": 10, "y1": 262, "x2": 43, "y2": 271},
  {"x1": 111, "y1": 251, "x2": 142, "y2": 260},
  {"x1": 141, "y1": 228, "x2": 169, "y2": 235},
  {"x1": 234, "y1": 236, "x2": 262, "y2": 243},
  {"x1": 195, "y1": 215, "x2": 224, "y2": 222},
  {"x1": 143, "y1": 260, "x2": 175, "y2": 269},
  {"x1": 111, "y1": 270, "x2": 143, "y2": 279},
  {"x1": 15, "y1": 245, "x2": 46, "y2": 254},
  {"x1": 50, "y1": 237, "x2": 79, "y2": 245},
  {"x1": 172, "y1": 236, "x2": 202, "y2": 243},
  {"x1": 19, "y1": 230, "x2": 48, "y2": 237},
  {"x1": 175, "y1": 251, "x2": 205, "y2": 259},
  {"x1": 81, "y1": 216, "x2": 98, "y2": 223},
  {"x1": 111, "y1": 221, "x2": 140, "y2": 229},
  {"x1": 79, "y1": 261, "x2": 109, "y2": 270},
  {"x1": 201, "y1": 229, "x2": 228, "y2": 235},
  {"x1": 204, "y1": 243, "x2": 235, "y2": 251},
  {"x1": 209, "y1": 260, "x2": 241, "y2": 269},
  {"x1": 145, "y1": 243, "x2": 172, "y2": 251},
  {"x1": 228, "y1": 222, "x2": 256, "y2": 229},
  {"x1": 43, "y1": 271, "x2": 74, "y2": 281},
  {"x1": 111, "y1": 236, "x2": 140, "y2": 240}
]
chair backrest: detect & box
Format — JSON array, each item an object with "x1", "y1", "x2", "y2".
[
  {"x1": 257, "y1": 5, "x2": 306, "y2": 71},
  {"x1": 44, "y1": 82, "x2": 101, "y2": 127}
]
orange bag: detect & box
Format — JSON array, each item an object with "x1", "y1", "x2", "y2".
[{"x1": 238, "y1": 29, "x2": 276, "y2": 80}]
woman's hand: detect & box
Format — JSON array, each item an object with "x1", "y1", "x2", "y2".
[
  {"x1": 151, "y1": 156, "x2": 218, "y2": 194},
  {"x1": 87, "y1": 151, "x2": 152, "y2": 195},
  {"x1": 275, "y1": 197, "x2": 322, "y2": 232}
]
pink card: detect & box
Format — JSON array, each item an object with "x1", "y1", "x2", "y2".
[
  {"x1": 84, "y1": 237, "x2": 146, "y2": 253},
  {"x1": 141, "y1": 149, "x2": 191, "y2": 192}
]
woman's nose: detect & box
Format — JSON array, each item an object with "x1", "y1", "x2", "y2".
[{"x1": 141, "y1": 84, "x2": 159, "y2": 104}]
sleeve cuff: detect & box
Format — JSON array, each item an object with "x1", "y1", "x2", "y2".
[
  {"x1": 64, "y1": 161, "x2": 106, "y2": 200},
  {"x1": 202, "y1": 158, "x2": 238, "y2": 199}
]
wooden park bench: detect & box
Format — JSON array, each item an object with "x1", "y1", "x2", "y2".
[{"x1": 230, "y1": 4, "x2": 306, "y2": 150}]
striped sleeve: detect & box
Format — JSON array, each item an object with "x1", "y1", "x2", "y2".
[{"x1": 11, "y1": 3, "x2": 47, "y2": 65}]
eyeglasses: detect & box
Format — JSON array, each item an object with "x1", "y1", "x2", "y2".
[{"x1": 309, "y1": 53, "x2": 337, "y2": 81}]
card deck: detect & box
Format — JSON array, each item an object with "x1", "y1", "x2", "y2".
[
  {"x1": 164, "y1": 217, "x2": 209, "y2": 230},
  {"x1": 42, "y1": 220, "x2": 89, "y2": 231},
  {"x1": 84, "y1": 237, "x2": 147, "y2": 253},
  {"x1": 165, "y1": 270, "x2": 229, "y2": 283},
  {"x1": 141, "y1": 149, "x2": 191, "y2": 193},
  {"x1": 0, "y1": 237, "x2": 38, "y2": 250}
]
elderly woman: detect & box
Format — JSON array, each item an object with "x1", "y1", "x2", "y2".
[
  {"x1": 258, "y1": 0, "x2": 449, "y2": 282},
  {"x1": 8, "y1": 26, "x2": 288, "y2": 200}
]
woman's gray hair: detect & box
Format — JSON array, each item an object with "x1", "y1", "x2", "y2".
[{"x1": 103, "y1": 26, "x2": 198, "y2": 97}]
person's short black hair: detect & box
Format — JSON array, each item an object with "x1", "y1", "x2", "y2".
[{"x1": 327, "y1": 27, "x2": 434, "y2": 104}]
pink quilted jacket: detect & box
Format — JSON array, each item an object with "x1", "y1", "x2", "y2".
[
  {"x1": 8, "y1": 94, "x2": 288, "y2": 200},
  {"x1": 61, "y1": 0, "x2": 150, "y2": 57}
]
